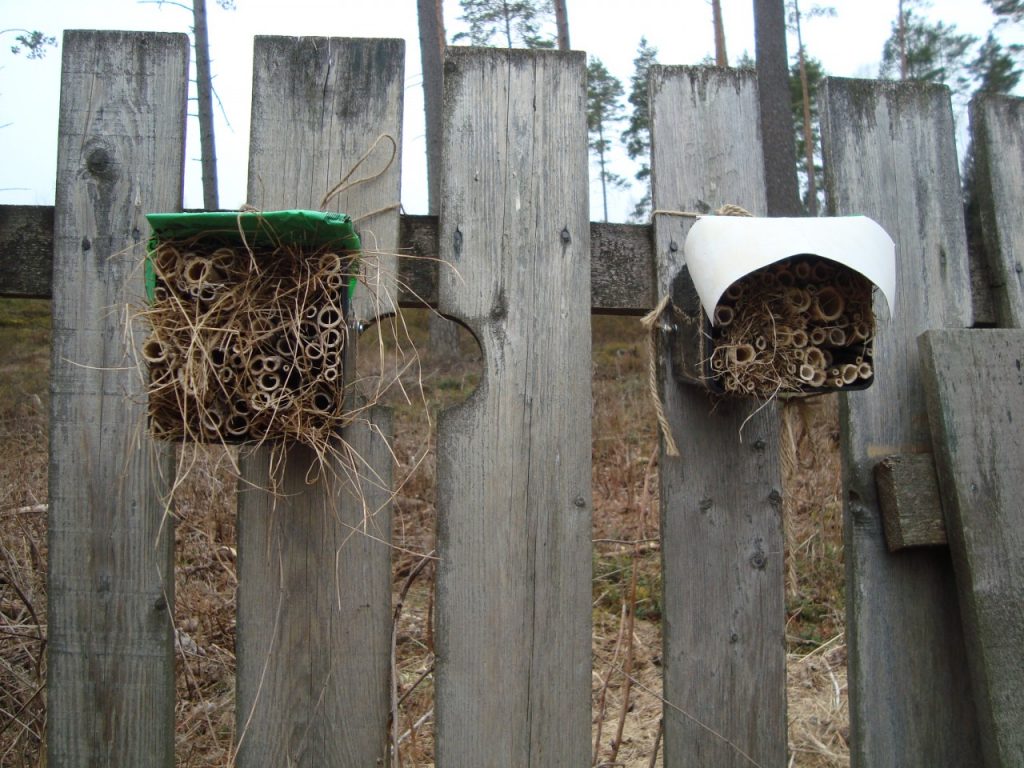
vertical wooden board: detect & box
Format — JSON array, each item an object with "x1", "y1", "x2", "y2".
[
  {"x1": 820, "y1": 77, "x2": 983, "y2": 766},
  {"x1": 235, "y1": 37, "x2": 402, "y2": 768},
  {"x1": 920, "y1": 329, "x2": 1024, "y2": 768},
  {"x1": 47, "y1": 31, "x2": 188, "y2": 767},
  {"x1": 971, "y1": 94, "x2": 1024, "y2": 329},
  {"x1": 435, "y1": 48, "x2": 592, "y2": 766},
  {"x1": 649, "y1": 66, "x2": 787, "y2": 768},
  {"x1": 247, "y1": 36, "x2": 402, "y2": 321}
]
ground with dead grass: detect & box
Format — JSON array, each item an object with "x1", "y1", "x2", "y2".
[{"x1": 0, "y1": 301, "x2": 847, "y2": 766}]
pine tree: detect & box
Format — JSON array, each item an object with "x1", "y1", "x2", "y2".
[
  {"x1": 880, "y1": 0, "x2": 977, "y2": 96},
  {"x1": 453, "y1": 0, "x2": 555, "y2": 48},
  {"x1": 789, "y1": 54, "x2": 825, "y2": 213},
  {"x1": 4, "y1": 29, "x2": 56, "y2": 59},
  {"x1": 586, "y1": 57, "x2": 626, "y2": 222},
  {"x1": 786, "y1": 1, "x2": 834, "y2": 215},
  {"x1": 969, "y1": 31, "x2": 1023, "y2": 94},
  {"x1": 985, "y1": 0, "x2": 1024, "y2": 25},
  {"x1": 621, "y1": 38, "x2": 658, "y2": 221}
]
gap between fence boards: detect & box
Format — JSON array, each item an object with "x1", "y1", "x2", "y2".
[{"x1": 0, "y1": 206, "x2": 656, "y2": 314}]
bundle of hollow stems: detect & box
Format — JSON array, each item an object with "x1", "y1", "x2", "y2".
[
  {"x1": 708, "y1": 256, "x2": 875, "y2": 398},
  {"x1": 141, "y1": 238, "x2": 359, "y2": 457}
]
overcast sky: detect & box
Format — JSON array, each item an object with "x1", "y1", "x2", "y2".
[{"x1": 0, "y1": 0, "x2": 1016, "y2": 220}]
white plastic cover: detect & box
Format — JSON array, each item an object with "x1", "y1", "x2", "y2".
[{"x1": 683, "y1": 215, "x2": 896, "y2": 324}]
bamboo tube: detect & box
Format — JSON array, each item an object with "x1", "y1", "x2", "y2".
[
  {"x1": 812, "y1": 260, "x2": 835, "y2": 281},
  {"x1": 775, "y1": 267, "x2": 795, "y2": 287},
  {"x1": 711, "y1": 355, "x2": 727, "y2": 372},
  {"x1": 793, "y1": 260, "x2": 812, "y2": 281},
  {"x1": 858, "y1": 362, "x2": 873, "y2": 379},
  {"x1": 153, "y1": 285, "x2": 169, "y2": 303},
  {"x1": 841, "y1": 364, "x2": 859, "y2": 384},
  {"x1": 317, "y1": 304, "x2": 343, "y2": 329},
  {"x1": 714, "y1": 305, "x2": 735, "y2": 326},
  {"x1": 724, "y1": 282, "x2": 744, "y2": 302},
  {"x1": 225, "y1": 413, "x2": 249, "y2": 438},
  {"x1": 210, "y1": 247, "x2": 235, "y2": 271},
  {"x1": 142, "y1": 336, "x2": 168, "y2": 364},
  {"x1": 321, "y1": 327, "x2": 344, "y2": 351},
  {"x1": 312, "y1": 389, "x2": 335, "y2": 413},
  {"x1": 754, "y1": 335, "x2": 768, "y2": 351},
  {"x1": 318, "y1": 251, "x2": 343, "y2": 274},
  {"x1": 325, "y1": 272, "x2": 345, "y2": 291},
  {"x1": 303, "y1": 341, "x2": 324, "y2": 362},
  {"x1": 183, "y1": 255, "x2": 212, "y2": 285},
  {"x1": 728, "y1": 344, "x2": 756, "y2": 365},
  {"x1": 828, "y1": 327, "x2": 847, "y2": 346},
  {"x1": 154, "y1": 244, "x2": 181, "y2": 279},
  {"x1": 799, "y1": 364, "x2": 816, "y2": 382},
  {"x1": 812, "y1": 287, "x2": 845, "y2": 322},
  {"x1": 257, "y1": 371, "x2": 282, "y2": 392},
  {"x1": 790, "y1": 329, "x2": 809, "y2": 348},
  {"x1": 809, "y1": 327, "x2": 827, "y2": 346},
  {"x1": 805, "y1": 347, "x2": 825, "y2": 370},
  {"x1": 786, "y1": 287, "x2": 812, "y2": 313},
  {"x1": 810, "y1": 369, "x2": 826, "y2": 387}
]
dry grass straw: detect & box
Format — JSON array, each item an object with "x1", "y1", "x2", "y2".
[{"x1": 708, "y1": 257, "x2": 875, "y2": 399}]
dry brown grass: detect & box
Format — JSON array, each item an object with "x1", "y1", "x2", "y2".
[{"x1": 0, "y1": 302, "x2": 848, "y2": 767}]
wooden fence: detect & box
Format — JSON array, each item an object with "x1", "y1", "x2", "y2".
[{"x1": 1, "y1": 29, "x2": 1023, "y2": 767}]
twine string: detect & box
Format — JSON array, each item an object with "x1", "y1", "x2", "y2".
[
  {"x1": 319, "y1": 133, "x2": 399, "y2": 212},
  {"x1": 643, "y1": 204, "x2": 754, "y2": 457}
]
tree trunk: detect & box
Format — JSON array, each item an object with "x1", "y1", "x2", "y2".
[
  {"x1": 554, "y1": 0, "x2": 570, "y2": 51},
  {"x1": 419, "y1": 0, "x2": 459, "y2": 358},
  {"x1": 598, "y1": 122, "x2": 609, "y2": 222},
  {"x1": 898, "y1": 0, "x2": 908, "y2": 79},
  {"x1": 192, "y1": 0, "x2": 219, "y2": 209},
  {"x1": 794, "y1": 0, "x2": 817, "y2": 214},
  {"x1": 712, "y1": 0, "x2": 729, "y2": 67},
  {"x1": 418, "y1": 0, "x2": 445, "y2": 212},
  {"x1": 753, "y1": 0, "x2": 801, "y2": 216}
]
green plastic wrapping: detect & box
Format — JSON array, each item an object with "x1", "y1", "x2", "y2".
[{"x1": 144, "y1": 209, "x2": 361, "y2": 302}]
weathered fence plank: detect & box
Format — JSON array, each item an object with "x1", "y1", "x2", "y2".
[
  {"x1": 649, "y1": 66, "x2": 786, "y2": 767},
  {"x1": 235, "y1": 37, "x2": 402, "y2": 767},
  {"x1": 47, "y1": 30, "x2": 188, "y2": 767},
  {"x1": 435, "y1": 47, "x2": 592, "y2": 766},
  {"x1": 971, "y1": 94, "x2": 1024, "y2": 329},
  {"x1": 820, "y1": 77, "x2": 983, "y2": 766},
  {"x1": 920, "y1": 328, "x2": 1024, "y2": 768}
]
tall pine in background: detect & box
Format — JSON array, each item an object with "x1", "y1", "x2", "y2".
[
  {"x1": 586, "y1": 57, "x2": 626, "y2": 222},
  {"x1": 621, "y1": 38, "x2": 658, "y2": 221},
  {"x1": 454, "y1": 0, "x2": 555, "y2": 47}
]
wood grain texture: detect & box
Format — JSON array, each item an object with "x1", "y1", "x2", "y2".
[
  {"x1": 435, "y1": 47, "x2": 592, "y2": 766},
  {"x1": 971, "y1": 94, "x2": 1024, "y2": 329},
  {"x1": 46, "y1": 31, "x2": 187, "y2": 767},
  {"x1": 874, "y1": 454, "x2": 947, "y2": 550},
  {"x1": 820, "y1": 77, "x2": 983, "y2": 766},
  {"x1": 649, "y1": 65, "x2": 787, "y2": 767},
  {"x1": 920, "y1": 329, "x2": 1024, "y2": 768},
  {"x1": 235, "y1": 37, "x2": 402, "y2": 768},
  {"x1": 0, "y1": 205, "x2": 52, "y2": 297}
]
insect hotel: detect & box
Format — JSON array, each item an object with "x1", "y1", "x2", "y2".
[{"x1": 672, "y1": 214, "x2": 895, "y2": 398}]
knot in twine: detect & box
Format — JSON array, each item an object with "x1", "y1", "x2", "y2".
[{"x1": 643, "y1": 203, "x2": 753, "y2": 458}]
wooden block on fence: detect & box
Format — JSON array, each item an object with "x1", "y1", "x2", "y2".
[
  {"x1": 435, "y1": 47, "x2": 593, "y2": 766},
  {"x1": 820, "y1": 77, "x2": 983, "y2": 765},
  {"x1": 47, "y1": 30, "x2": 188, "y2": 767},
  {"x1": 970, "y1": 94, "x2": 1024, "y2": 329},
  {"x1": 0, "y1": 205, "x2": 51, "y2": 298},
  {"x1": 874, "y1": 454, "x2": 947, "y2": 550},
  {"x1": 921, "y1": 328, "x2": 1024, "y2": 768},
  {"x1": 650, "y1": 65, "x2": 787, "y2": 768},
  {"x1": 235, "y1": 36, "x2": 402, "y2": 768}
]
